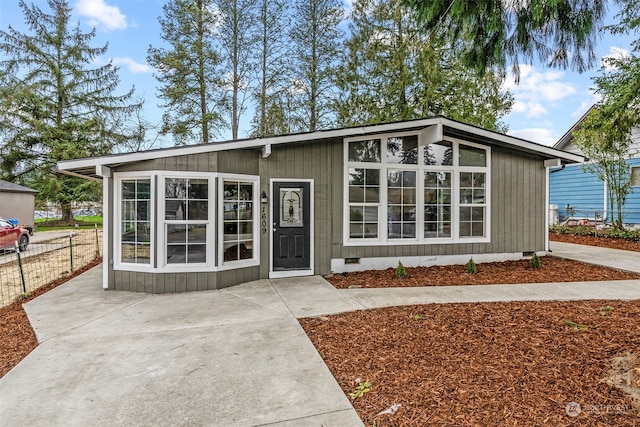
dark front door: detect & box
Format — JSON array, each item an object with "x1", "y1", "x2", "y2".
[{"x1": 272, "y1": 181, "x2": 311, "y2": 270}]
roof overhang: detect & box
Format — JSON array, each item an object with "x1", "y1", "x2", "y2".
[{"x1": 56, "y1": 116, "x2": 585, "y2": 180}]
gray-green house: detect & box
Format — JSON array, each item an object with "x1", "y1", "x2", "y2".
[{"x1": 56, "y1": 117, "x2": 583, "y2": 293}]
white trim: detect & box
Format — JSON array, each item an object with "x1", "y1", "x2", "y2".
[
  {"x1": 343, "y1": 133, "x2": 491, "y2": 246},
  {"x1": 331, "y1": 252, "x2": 542, "y2": 273},
  {"x1": 217, "y1": 174, "x2": 260, "y2": 269},
  {"x1": 57, "y1": 117, "x2": 584, "y2": 176},
  {"x1": 269, "y1": 178, "x2": 315, "y2": 278},
  {"x1": 545, "y1": 164, "x2": 550, "y2": 252},
  {"x1": 102, "y1": 175, "x2": 110, "y2": 289}
]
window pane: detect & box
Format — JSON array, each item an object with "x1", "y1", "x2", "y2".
[
  {"x1": 167, "y1": 245, "x2": 186, "y2": 264},
  {"x1": 387, "y1": 135, "x2": 418, "y2": 164},
  {"x1": 187, "y1": 245, "x2": 206, "y2": 263},
  {"x1": 188, "y1": 224, "x2": 207, "y2": 244},
  {"x1": 349, "y1": 186, "x2": 365, "y2": 203},
  {"x1": 188, "y1": 201, "x2": 208, "y2": 220},
  {"x1": 166, "y1": 178, "x2": 187, "y2": 198},
  {"x1": 349, "y1": 139, "x2": 381, "y2": 162},
  {"x1": 189, "y1": 179, "x2": 208, "y2": 199},
  {"x1": 460, "y1": 144, "x2": 487, "y2": 166},
  {"x1": 122, "y1": 181, "x2": 136, "y2": 199},
  {"x1": 350, "y1": 206, "x2": 363, "y2": 221},
  {"x1": 425, "y1": 141, "x2": 453, "y2": 166},
  {"x1": 167, "y1": 225, "x2": 187, "y2": 243}
]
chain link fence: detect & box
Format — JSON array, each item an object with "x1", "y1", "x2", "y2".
[{"x1": 0, "y1": 228, "x2": 102, "y2": 308}]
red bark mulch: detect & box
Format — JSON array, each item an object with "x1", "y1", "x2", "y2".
[
  {"x1": 550, "y1": 232, "x2": 640, "y2": 252},
  {"x1": 327, "y1": 256, "x2": 640, "y2": 289},
  {"x1": 301, "y1": 300, "x2": 640, "y2": 426}
]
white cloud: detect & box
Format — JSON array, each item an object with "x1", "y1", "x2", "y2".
[
  {"x1": 511, "y1": 100, "x2": 548, "y2": 118},
  {"x1": 112, "y1": 57, "x2": 151, "y2": 74},
  {"x1": 75, "y1": 0, "x2": 127, "y2": 31},
  {"x1": 502, "y1": 64, "x2": 577, "y2": 111},
  {"x1": 602, "y1": 46, "x2": 630, "y2": 70},
  {"x1": 508, "y1": 127, "x2": 559, "y2": 146}
]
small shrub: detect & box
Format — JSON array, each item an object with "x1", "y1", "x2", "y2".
[
  {"x1": 395, "y1": 261, "x2": 407, "y2": 279},
  {"x1": 529, "y1": 253, "x2": 541, "y2": 269},
  {"x1": 349, "y1": 380, "x2": 371, "y2": 400},
  {"x1": 465, "y1": 257, "x2": 477, "y2": 274}
]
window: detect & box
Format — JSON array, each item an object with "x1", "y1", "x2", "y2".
[
  {"x1": 222, "y1": 180, "x2": 255, "y2": 262},
  {"x1": 164, "y1": 177, "x2": 209, "y2": 265},
  {"x1": 219, "y1": 175, "x2": 259, "y2": 266},
  {"x1": 387, "y1": 170, "x2": 416, "y2": 238},
  {"x1": 459, "y1": 172, "x2": 486, "y2": 237},
  {"x1": 120, "y1": 178, "x2": 151, "y2": 264},
  {"x1": 632, "y1": 166, "x2": 640, "y2": 187},
  {"x1": 348, "y1": 168, "x2": 380, "y2": 238},
  {"x1": 424, "y1": 172, "x2": 451, "y2": 238},
  {"x1": 345, "y1": 133, "x2": 490, "y2": 244}
]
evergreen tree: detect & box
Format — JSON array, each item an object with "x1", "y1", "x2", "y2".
[
  {"x1": 404, "y1": 0, "x2": 606, "y2": 79},
  {"x1": 215, "y1": 0, "x2": 259, "y2": 140},
  {"x1": 250, "y1": 0, "x2": 291, "y2": 137},
  {"x1": 289, "y1": 0, "x2": 344, "y2": 132},
  {"x1": 0, "y1": 0, "x2": 142, "y2": 221},
  {"x1": 336, "y1": 0, "x2": 512, "y2": 131},
  {"x1": 147, "y1": 0, "x2": 226, "y2": 145}
]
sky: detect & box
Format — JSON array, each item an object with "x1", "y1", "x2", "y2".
[{"x1": 0, "y1": 0, "x2": 637, "y2": 148}]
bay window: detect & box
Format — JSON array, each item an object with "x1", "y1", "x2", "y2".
[
  {"x1": 345, "y1": 133, "x2": 490, "y2": 244},
  {"x1": 115, "y1": 172, "x2": 259, "y2": 272}
]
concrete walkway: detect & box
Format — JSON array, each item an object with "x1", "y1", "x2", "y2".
[
  {"x1": 549, "y1": 240, "x2": 640, "y2": 273},
  {"x1": 1, "y1": 242, "x2": 639, "y2": 426}
]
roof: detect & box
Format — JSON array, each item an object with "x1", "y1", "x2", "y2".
[
  {"x1": 57, "y1": 116, "x2": 585, "y2": 180},
  {"x1": 554, "y1": 105, "x2": 596, "y2": 150},
  {"x1": 0, "y1": 179, "x2": 38, "y2": 194}
]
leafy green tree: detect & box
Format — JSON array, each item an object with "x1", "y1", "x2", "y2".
[
  {"x1": 573, "y1": 107, "x2": 635, "y2": 228},
  {"x1": 403, "y1": 0, "x2": 606, "y2": 78},
  {"x1": 336, "y1": 0, "x2": 512, "y2": 131},
  {"x1": 0, "y1": 0, "x2": 142, "y2": 221},
  {"x1": 289, "y1": 0, "x2": 344, "y2": 132},
  {"x1": 148, "y1": 0, "x2": 226, "y2": 145},
  {"x1": 572, "y1": 0, "x2": 640, "y2": 228}
]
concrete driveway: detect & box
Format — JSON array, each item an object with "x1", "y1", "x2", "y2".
[{"x1": 0, "y1": 268, "x2": 364, "y2": 427}]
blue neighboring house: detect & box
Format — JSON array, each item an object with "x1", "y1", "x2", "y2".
[{"x1": 550, "y1": 106, "x2": 640, "y2": 226}]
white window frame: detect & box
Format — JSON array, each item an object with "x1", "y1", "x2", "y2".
[
  {"x1": 157, "y1": 172, "x2": 216, "y2": 272},
  {"x1": 217, "y1": 174, "x2": 261, "y2": 270},
  {"x1": 343, "y1": 132, "x2": 491, "y2": 246},
  {"x1": 114, "y1": 172, "x2": 155, "y2": 272}
]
